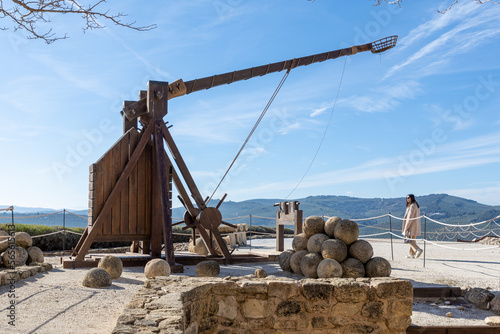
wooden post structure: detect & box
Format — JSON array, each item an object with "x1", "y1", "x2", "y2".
[{"x1": 275, "y1": 201, "x2": 303, "y2": 251}]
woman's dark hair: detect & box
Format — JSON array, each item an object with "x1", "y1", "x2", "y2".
[{"x1": 406, "y1": 194, "x2": 419, "y2": 208}]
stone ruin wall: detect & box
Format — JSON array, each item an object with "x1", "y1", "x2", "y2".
[{"x1": 113, "y1": 276, "x2": 413, "y2": 334}]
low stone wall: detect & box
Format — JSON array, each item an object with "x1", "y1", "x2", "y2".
[
  {"x1": 113, "y1": 276, "x2": 413, "y2": 334},
  {"x1": 0, "y1": 263, "x2": 53, "y2": 286}
]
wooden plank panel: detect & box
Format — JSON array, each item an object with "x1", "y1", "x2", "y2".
[
  {"x1": 128, "y1": 129, "x2": 139, "y2": 235},
  {"x1": 94, "y1": 234, "x2": 150, "y2": 242},
  {"x1": 120, "y1": 131, "x2": 130, "y2": 235},
  {"x1": 111, "y1": 141, "x2": 122, "y2": 235},
  {"x1": 95, "y1": 158, "x2": 105, "y2": 232},
  {"x1": 144, "y1": 141, "x2": 152, "y2": 235},
  {"x1": 74, "y1": 124, "x2": 154, "y2": 261},
  {"x1": 102, "y1": 145, "x2": 113, "y2": 235},
  {"x1": 136, "y1": 131, "x2": 147, "y2": 235}
]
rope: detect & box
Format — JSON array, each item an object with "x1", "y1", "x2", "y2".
[
  {"x1": 389, "y1": 232, "x2": 499, "y2": 250},
  {"x1": 284, "y1": 57, "x2": 348, "y2": 200},
  {"x1": 359, "y1": 231, "x2": 391, "y2": 238},
  {"x1": 0, "y1": 206, "x2": 13, "y2": 212},
  {"x1": 30, "y1": 229, "x2": 84, "y2": 238},
  {"x1": 66, "y1": 211, "x2": 89, "y2": 219},
  {"x1": 250, "y1": 215, "x2": 275, "y2": 220},
  {"x1": 0, "y1": 211, "x2": 64, "y2": 219},
  {"x1": 207, "y1": 69, "x2": 292, "y2": 205}
]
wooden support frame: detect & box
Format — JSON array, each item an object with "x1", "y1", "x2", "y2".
[
  {"x1": 275, "y1": 201, "x2": 303, "y2": 251},
  {"x1": 73, "y1": 80, "x2": 232, "y2": 264}
]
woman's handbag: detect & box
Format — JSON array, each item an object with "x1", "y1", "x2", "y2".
[{"x1": 403, "y1": 231, "x2": 411, "y2": 244}]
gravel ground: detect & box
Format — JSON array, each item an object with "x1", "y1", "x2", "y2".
[{"x1": 0, "y1": 238, "x2": 498, "y2": 333}]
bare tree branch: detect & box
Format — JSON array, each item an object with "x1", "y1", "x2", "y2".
[{"x1": 1, "y1": 0, "x2": 156, "y2": 44}]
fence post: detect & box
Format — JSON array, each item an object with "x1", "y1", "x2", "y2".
[
  {"x1": 63, "y1": 209, "x2": 66, "y2": 253},
  {"x1": 423, "y1": 213, "x2": 427, "y2": 268},
  {"x1": 249, "y1": 214, "x2": 252, "y2": 253},
  {"x1": 389, "y1": 212, "x2": 394, "y2": 261}
]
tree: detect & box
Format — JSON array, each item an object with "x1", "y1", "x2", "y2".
[
  {"x1": 373, "y1": 0, "x2": 500, "y2": 13},
  {"x1": 1, "y1": 0, "x2": 156, "y2": 44}
]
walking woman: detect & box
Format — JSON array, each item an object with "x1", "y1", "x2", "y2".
[{"x1": 402, "y1": 194, "x2": 423, "y2": 258}]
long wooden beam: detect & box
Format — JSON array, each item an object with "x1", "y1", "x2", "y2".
[{"x1": 122, "y1": 36, "x2": 398, "y2": 120}]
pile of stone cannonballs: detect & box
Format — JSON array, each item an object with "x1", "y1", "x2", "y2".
[{"x1": 279, "y1": 216, "x2": 391, "y2": 279}]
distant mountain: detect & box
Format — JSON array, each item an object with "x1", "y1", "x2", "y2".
[
  {"x1": 173, "y1": 193, "x2": 500, "y2": 228},
  {"x1": 3, "y1": 194, "x2": 499, "y2": 234}
]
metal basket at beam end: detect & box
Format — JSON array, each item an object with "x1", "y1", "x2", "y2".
[{"x1": 371, "y1": 35, "x2": 398, "y2": 54}]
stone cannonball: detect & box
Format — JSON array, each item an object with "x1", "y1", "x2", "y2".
[
  {"x1": 348, "y1": 240, "x2": 374, "y2": 264},
  {"x1": 0, "y1": 230, "x2": 10, "y2": 253},
  {"x1": 317, "y1": 259, "x2": 343, "y2": 278},
  {"x1": 290, "y1": 250, "x2": 309, "y2": 276},
  {"x1": 302, "y1": 216, "x2": 325, "y2": 237},
  {"x1": 300, "y1": 252, "x2": 323, "y2": 279},
  {"x1": 365, "y1": 257, "x2": 392, "y2": 278},
  {"x1": 341, "y1": 257, "x2": 365, "y2": 278},
  {"x1": 144, "y1": 258, "x2": 171, "y2": 278},
  {"x1": 98, "y1": 255, "x2": 123, "y2": 279},
  {"x1": 292, "y1": 233, "x2": 309, "y2": 251},
  {"x1": 15, "y1": 232, "x2": 33, "y2": 248},
  {"x1": 195, "y1": 260, "x2": 220, "y2": 277},
  {"x1": 307, "y1": 233, "x2": 329, "y2": 253},
  {"x1": 278, "y1": 249, "x2": 294, "y2": 272},
  {"x1": 321, "y1": 238, "x2": 348, "y2": 263},
  {"x1": 324, "y1": 216, "x2": 342, "y2": 237},
  {"x1": 26, "y1": 246, "x2": 44, "y2": 264},
  {"x1": 334, "y1": 219, "x2": 359, "y2": 245},
  {"x1": 2, "y1": 246, "x2": 28, "y2": 267},
  {"x1": 82, "y1": 268, "x2": 112, "y2": 288},
  {"x1": 255, "y1": 268, "x2": 267, "y2": 278},
  {"x1": 188, "y1": 238, "x2": 209, "y2": 255}
]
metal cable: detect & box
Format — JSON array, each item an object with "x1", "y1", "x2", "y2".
[
  {"x1": 207, "y1": 70, "x2": 292, "y2": 204},
  {"x1": 284, "y1": 57, "x2": 348, "y2": 200}
]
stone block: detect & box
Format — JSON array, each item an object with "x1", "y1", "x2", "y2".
[
  {"x1": 331, "y1": 303, "x2": 360, "y2": 317},
  {"x1": 301, "y1": 281, "x2": 334, "y2": 301},
  {"x1": 20, "y1": 269, "x2": 31, "y2": 279},
  {"x1": 371, "y1": 279, "x2": 413, "y2": 299},
  {"x1": 387, "y1": 298, "x2": 413, "y2": 317},
  {"x1": 333, "y1": 281, "x2": 368, "y2": 303},
  {"x1": 465, "y1": 287, "x2": 495, "y2": 310},
  {"x1": 361, "y1": 301, "x2": 384, "y2": 320},
  {"x1": 327, "y1": 315, "x2": 350, "y2": 326},
  {"x1": 304, "y1": 300, "x2": 331, "y2": 313},
  {"x1": 311, "y1": 316, "x2": 327, "y2": 328},
  {"x1": 211, "y1": 281, "x2": 237, "y2": 295},
  {"x1": 242, "y1": 298, "x2": 269, "y2": 318},
  {"x1": 268, "y1": 281, "x2": 300, "y2": 299},
  {"x1": 491, "y1": 293, "x2": 500, "y2": 315},
  {"x1": 217, "y1": 296, "x2": 238, "y2": 320},
  {"x1": 275, "y1": 300, "x2": 302, "y2": 317},
  {"x1": 238, "y1": 281, "x2": 268, "y2": 294},
  {"x1": 386, "y1": 316, "x2": 411, "y2": 330}
]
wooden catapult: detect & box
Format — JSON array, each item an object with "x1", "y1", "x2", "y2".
[{"x1": 70, "y1": 36, "x2": 398, "y2": 267}]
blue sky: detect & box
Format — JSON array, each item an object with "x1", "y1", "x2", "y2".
[{"x1": 1, "y1": 0, "x2": 499, "y2": 210}]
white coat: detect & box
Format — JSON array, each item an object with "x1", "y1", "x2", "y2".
[{"x1": 402, "y1": 202, "x2": 421, "y2": 236}]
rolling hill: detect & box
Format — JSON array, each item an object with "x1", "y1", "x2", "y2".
[{"x1": 2, "y1": 194, "x2": 499, "y2": 238}]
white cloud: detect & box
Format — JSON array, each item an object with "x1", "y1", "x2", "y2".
[
  {"x1": 385, "y1": 4, "x2": 500, "y2": 79},
  {"x1": 344, "y1": 81, "x2": 421, "y2": 113},
  {"x1": 398, "y1": 2, "x2": 479, "y2": 50},
  {"x1": 227, "y1": 132, "x2": 500, "y2": 197}
]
